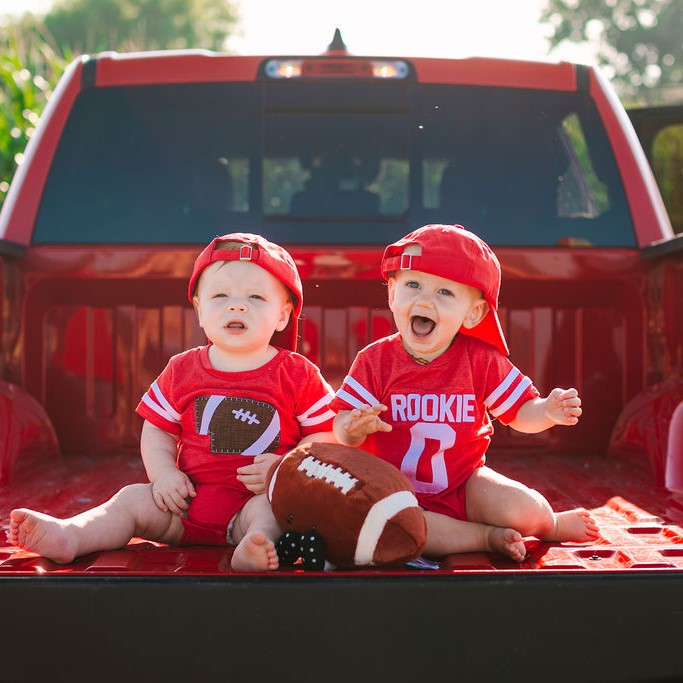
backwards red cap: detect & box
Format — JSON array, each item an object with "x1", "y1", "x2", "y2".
[
  {"x1": 188, "y1": 232, "x2": 303, "y2": 352},
  {"x1": 381, "y1": 224, "x2": 509, "y2": 356}
]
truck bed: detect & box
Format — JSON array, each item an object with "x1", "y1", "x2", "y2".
[
  {"x1": 3, "y1": 447, "x2": 683, "y2": 576},
  {"x1": 2, "y1": 251, "x2": 682, "y2": 682},
  {"x1": 2, "y1": 449, "x2": 683, "y2": 683},
  {"x1": 2, "y1": 242, "x2": 683, "y2": 578}
]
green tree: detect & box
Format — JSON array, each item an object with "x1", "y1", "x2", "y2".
[
  {"x1": 541, "y1": 0, "x2": 683, "y2": 102},
  {"x1": 43, "y1": 0, "x2": 239, "y2": 55}
]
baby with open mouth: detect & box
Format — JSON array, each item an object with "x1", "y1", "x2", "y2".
[{"x1": 331, "y1": 223, "x2": 598, "y2": 562}]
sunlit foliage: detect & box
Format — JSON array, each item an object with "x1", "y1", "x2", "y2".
[{"x1": 541, "y1": 0, "x2": 683, "y2": 103}]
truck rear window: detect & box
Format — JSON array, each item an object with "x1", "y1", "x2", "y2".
[{"x1": 34, "y1": 80, "x2": 634, "y2": 247}]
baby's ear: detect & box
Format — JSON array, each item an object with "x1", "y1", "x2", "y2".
[
  {"x1": 275, "y1": 300, "x2": 294, "y2": 332},
  {"x1": 192, "y1": 296, "x2": 204, "y2": 326},
  {"x1": 462, "y1": 298, "x2": 489, "y2": 329},
  {"x1": 386, "y1": 276, "x2": 397, "y2": 307}
]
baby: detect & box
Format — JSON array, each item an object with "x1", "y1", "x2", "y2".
[
  {"x1": 331, "y1": 224, "x2": 599, "y2": 561},
  {"x1": 10, "y1": 233, "x2": 336, "y2": 571}
]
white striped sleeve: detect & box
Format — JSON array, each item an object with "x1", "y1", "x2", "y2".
[
  {"x1": 335, "y1": 388, "x2": 366, "y2": 410},
  {"x1": 488, "y1": 376, "x2": 533, "y2": 419},
  {"x1": 335, "y1": 375, "x2": 381, "y2": 408},
  {"x1": 484, "y1": 368, "x2": 520, "y2": 408},
  {"x1": 141, "y1": 380, "x2": 181, "y2": 425},
  {"x1": 298, "y1": 393, "x2": 332, "y2": 421},
  {"x1": 301, "y1": 408, "x2": 336, "y2": 427},
  {"x1": 298, "y1": 392, "x2": 336, "y2": 427}
]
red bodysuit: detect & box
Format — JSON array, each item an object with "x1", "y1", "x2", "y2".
[
  {"x1": 136, "y1": 345, "x2": 335, "y2": 545},
  {"x1": 330, "y1": 333, "x2": 539, "y2": 519}
]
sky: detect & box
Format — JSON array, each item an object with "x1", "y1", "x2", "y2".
[{"x1": 0, "y1": 0, "x2": 597, "y2": 65}]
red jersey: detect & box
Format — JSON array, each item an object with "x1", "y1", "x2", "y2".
[
  {"x1": 136, "y1": 345, "x2": 335, "y2": 485},
  {"x1": 330, "y1": 334, "x2": 539, "y2": 504}
]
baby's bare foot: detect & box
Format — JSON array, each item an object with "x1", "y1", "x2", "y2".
[
  {"x1": 487, "y1": 526, "x2": 526, "y2": 562},
  {"x1": 550, "y1": 509, "x2": 600, "y2": 542},
  {"x1": 8, "y1": 508, "x2": 79, "y2": 563},
  {"x1": 231, "y1": 530, "x2": 279, "y2": 572}
]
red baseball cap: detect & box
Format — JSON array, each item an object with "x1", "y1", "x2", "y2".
[
  {"x1": 188, "y1": 232, "x2": 303, "y2": 351},
  {"x1": 381, "y1": 224, "x2": 509, "y2": 356}
]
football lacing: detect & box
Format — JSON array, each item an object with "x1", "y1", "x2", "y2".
[{"x1": 297, "y1": 455, "x2": 359, "y2": 494}]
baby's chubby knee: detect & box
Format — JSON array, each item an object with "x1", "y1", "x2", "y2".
[
  {"x1": 110, "y1": 482, "x2": 156, "y2": 510},
  {"x1": 111, "y1": 482, "x2": 182, "y2": 542},
  {"x1": 500, "y1": 488, "x2": 556, "y2": 537}
]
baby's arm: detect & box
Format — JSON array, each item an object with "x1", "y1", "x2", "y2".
[
  {"x1": 141, "y1": 420, "x2": 196, "y2": 514},
  {"x1": 508, "y1": 388, "x2": 582, "y2": 434},
  {"x1": 333, "y1": 404, "x2": 392, "y2": 447}
]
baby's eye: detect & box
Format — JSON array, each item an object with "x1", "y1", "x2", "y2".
[
  {"x1": 249, "y1": 293, "x2": 265, "y2": 301},
  {"x1": 405, "y1": 280, "x2": 419, "y2": 289},
  {"x1": 438, "y1": 288, "x2": 454, "y2": 297}
]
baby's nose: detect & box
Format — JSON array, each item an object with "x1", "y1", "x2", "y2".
[
  {"x1": 415, "y1": 292, "x2": 435, "y2": 307},
  {"x1": 228, "y1": 300, "x2": 248, "y2": 312}
]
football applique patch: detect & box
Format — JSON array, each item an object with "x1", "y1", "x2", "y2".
[{"x1": 195, "y1": 395, "x2": 280, "y2": 454}]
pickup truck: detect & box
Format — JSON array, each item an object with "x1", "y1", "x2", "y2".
[{"x1": 1, "y1": 33, "x2": 682, "y2": 682}]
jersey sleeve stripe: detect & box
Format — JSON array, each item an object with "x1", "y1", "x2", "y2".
[
  {"x1": 297, "y1": 392, "x2": 334, "y2": 421},
  {"x1": 335, "y1": 388, "x2": 367, "y2": 410},
  {"x1": 149, "y1": 381, "x2": 182, "y2": 422},
  {"x1": 140, "y1": 392, "x2": 180, "y2": 425},
  {"x1": 341, "y1": 375, "x2": 380, "y2": 406},
  {"x1": 300, "y1": 408, "x2": 336, "y2": 427},
  {"x1": 488, "y1": 376, "x2": 533, "y2": 418},
  {"x1": 484, "y1": 368, "x2": 520, "y2": 407}
]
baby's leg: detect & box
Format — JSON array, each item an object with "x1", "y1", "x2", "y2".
[
  {"x1": 8, "y1": 483, "x2": 183, "y2": 563},
  {"x1": 230, "y1": 494, "x2": 280, "y2": 572},
  {"x1": 465, "y1": 466, "x2": 599, "y2": 543},
  {"x1": 423, "y1": 510, "x2": 527, "y2": 562}
]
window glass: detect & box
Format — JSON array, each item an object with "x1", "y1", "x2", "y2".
[
  {"x1": 263, "y1": 158, "x2": 307, "y2": 215},
  {"x1": 557, "y1": 113, "x2": 609, "y2": 218},
  {"x1": 263, "y1": 110, "x2": 409, "y2": 217},
  {"x1": 423, "y1": 159, "x2": 450, "y2": 210},
  {"x1": 413, "y1": 86, "x2": 634, "y2": 246},
  {"x1": 651, "y1": 124, "x2": 683, "y2": 233},
  {"x1": 35, "y1": 83, "x2": 259, "y2": 244},
  {"x1": 226, "y1": 157, "x2": 250, "y2": 213},
  {"x1": 34, "y1": 80, "x2": 634, "y2": 246}
]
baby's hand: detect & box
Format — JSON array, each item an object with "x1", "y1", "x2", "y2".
[
  {"x1": 236, "y1": 453, "x2": 282, "y2": 494},
  {"x1": 343, "y1": 404, "x2": 393, "y2": 441},
  {"x1": 151, "y1": 467, "x2": 196, "y2": 514},
  {"x1": 545, "y1": 388, "x2": 582, "y2": 425}
]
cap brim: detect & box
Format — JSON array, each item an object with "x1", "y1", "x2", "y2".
[
  {"x1": 459, "y1": 309, "x2": 509, "y2": 356},
  {"x1": 272, "y1": 316, "x2": 299, "y2": 353}
]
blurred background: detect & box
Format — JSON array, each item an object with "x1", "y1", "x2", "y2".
[{"x1": 1, "y1": 0, "x2": 682, "y2": 209}]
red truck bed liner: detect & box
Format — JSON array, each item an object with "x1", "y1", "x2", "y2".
[
  {"x1": 3, "y1": 449, "x2": 682, "y2": 576},
  {"x1": 2, "y1": 450, "x2": 683, "y2": 683}
]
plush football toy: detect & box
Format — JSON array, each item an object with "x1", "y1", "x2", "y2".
[{"x1": 266, "y1": 442, "x2": 426, "y2": 568}]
